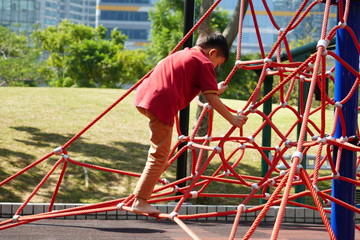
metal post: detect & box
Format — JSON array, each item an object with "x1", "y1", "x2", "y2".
[
  {"x1": 295, "y1": 80, "x2": 309, "y2": 204},
  {"x1": 260, "y1": 74, "x2": 273, "y2": 204},
  {"x1": 331, "y1": 1, "x2": 360, "y2": 239},
  {"x1": 176, "y1": 0, "x2": 195, "y2": 188}
]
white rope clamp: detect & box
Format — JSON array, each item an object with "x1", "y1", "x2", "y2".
[
  {"x1": 53, "y1": 146, "x2": 63, "y2": 155},
  {"x1": 191, "y1": 171, "x2": 198, "y2": 178},
  {"x1": 340, "y1": 136, "x2": 348, "y2": 143},
  {"x1": 12, "y1": 215, "x2": 20, "y2": 222},
  {"x1": 263, "y1": 193, "x2": 271, "y2": 200},
  {"x1": 190, "y1": 191, "x2": 198, "y2": 198},
  {"x1": 326, "y1": 71, "x2": 332, "y2": 78},
  {"x1": 187, "y1": 141, "x2": 194, "y2": 149},
  {"x1": 162, "y1": 178, "x2": 170, "y2": 185},
  {"x1": 63, "y1": 154, "x2": 70, "y2": 161},
  {"x1": 239, "y1": 144, "x2": 246, "y2": 149},
  {"x1": 334, "y1": 102, "x2": 342, "y2": 108},
  {"x1": 299, "y1": 75, "x2": 306, "y2": 82},
  {"x1": 223, "y1": 170, "x2": 231, "y2": 176},
  {"x1": 203, "y1": 102, "x2": 211, "y2": 109},
  {"x1": 264, "y1": 57, "x2": 273, "y2": 64},
  {"x1": 313, "y1": 185, "x2": 320, "y2": 192},
  {"x1": 237, "y1": 109, "x2": 244, "y2": 114},
  {"x1": 249, "y1": 105, "x2": 256, "y2": 113},
  {"x1": 235, "y1": 60, "x2": 242, "y2": 68},
  {"x1": 205, "y1": 135, "x2": 212, "y2": 141},
  {"x1": 251, "y1": 183, "x2": 260, "y2": 190},
  {"x1": 238, "y1": 204, "x2": 247, "y2": 212},
  {"x1": 178, "y1": 135, "x2": 186, "y2": 141},
  {"x1": 173, "y1": 185, "x2": 180, "y2": 193},
  {"x1": 338, "y1": 21, "x2": 347, "y2": 28},
  {"x1": 307, "y1": 63, "x2": 314, "y2": 70},
  {"x1": 275, "y1": 146, "x2": 281, "y2": 152},
  {"x1": 116, "y1": 203, "x2": 124, "y2": 211},
  {"x1": 311, "y1": 135, "x2": 319, "y2": 141},
  {"x1": 280, "y1": 102, "x2": 288, "y2": 108},
  {"x1": 332, "y1": 172, "x2": 340, "y2": 179},
  {"x1": 326, "y1": 136, "x2": 334, "y2": 141},
  {"x1": 317, "y1": 39, "x2": 329, "y2": 49},
  {"x1": 323, "y1": 199, "x2": 331, "y2": 206},
  {"x1": 247, "y1": 136, "x2": 254, "y2": 143},
  {"x1": 285, "y1": 140, "x2": 293, "y2": 148},
  {"x1": 214, "y1": 146, "x2": 222, "y2": 153},
  {"x1": 291, "y1": 151, "x2": 303, "y2": 162},
  {"x1": 170, "y1": 211, "x2": 179, "y2": 221}
]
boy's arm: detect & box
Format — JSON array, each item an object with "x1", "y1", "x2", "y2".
[{"x1": 204, "y1": 93, "x2": 248, "y2": 128}]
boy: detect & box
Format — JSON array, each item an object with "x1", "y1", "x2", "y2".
[{"x1": 132, "y1": 31, "x2": 248, "y2": 214}]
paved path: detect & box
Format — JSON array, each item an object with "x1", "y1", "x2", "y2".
[{"x1": 1, "y1": 218, "x2": 352, "y2": 240}]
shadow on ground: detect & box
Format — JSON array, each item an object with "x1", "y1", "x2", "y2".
[{"x1": 0, "y1": 126, "x2": 150, "y2": 203}]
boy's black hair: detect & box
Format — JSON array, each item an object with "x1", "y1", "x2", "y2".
[{"x1": 195, "y1": 31, "x2": 229, "y2": 62}]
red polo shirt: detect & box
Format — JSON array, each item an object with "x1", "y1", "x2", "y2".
[{"x1": 135, "y1": 47, "x2": 218, "y2": 125}]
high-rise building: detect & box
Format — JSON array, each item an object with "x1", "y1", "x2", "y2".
[
  {"x1": 0, "y1": 0, "x2": 39, "y2": 33},
  {"x1": 95, "y1": 0, "x2": 154, "y2": 49},
  {"x1": 0, "y1": 0, "x2": 97, "y2": 34},
  {"x1": 40, "y1": 0, "x2": 97, "y2": 28},
  {"x1": 223, "y1": 1, "x2": 276, "y2": 54},
  {"x1": 273, "y1": 0, "x2": 337, "y2": 44}
]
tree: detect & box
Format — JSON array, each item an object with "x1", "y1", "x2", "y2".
[
  {"x1": 0, "y1": 26, "x2": 43, "y2": 86},
  {"x1": 146, "y1": 0, "x2": 230, "y2": 64},
  {"x1": 146, "y1": 0, "x2": 184, "y2": 64},
  {"x1": 32, "y1": 20, "x2": 149, "y2": 88}
]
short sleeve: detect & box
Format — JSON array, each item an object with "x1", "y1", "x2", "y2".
[{"x1": 198, "y1": 62, "x2": 218, "y2": 95}]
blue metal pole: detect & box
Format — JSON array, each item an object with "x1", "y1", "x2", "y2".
[{"x1": 331, "y1": 1, "x2": 360, "y2": 239}]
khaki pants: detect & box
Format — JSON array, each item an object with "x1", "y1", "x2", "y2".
[{"x1": 133, "y1": 107, "x2": 172, "y2": 200}]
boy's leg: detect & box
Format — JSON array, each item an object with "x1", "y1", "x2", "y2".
[{"x1": 132, "y1": 107, "x2": 172, "y2": 213}]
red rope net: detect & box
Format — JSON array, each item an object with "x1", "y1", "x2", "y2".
[{"x1": 1, "y1": 0, "x2": 360, "y2": 239}]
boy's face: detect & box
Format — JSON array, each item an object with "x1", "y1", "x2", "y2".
[{"x1": 208, "y1": 49, "x2": 226, "y2": 69}]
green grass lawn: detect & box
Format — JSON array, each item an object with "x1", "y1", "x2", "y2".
[{"x1": 0, "y1": 87, "x2": 337, "y2": 205}]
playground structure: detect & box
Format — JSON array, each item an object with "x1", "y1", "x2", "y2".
[{"x1": 1, "y1": 0, "x2": 360, "y2": 239}]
